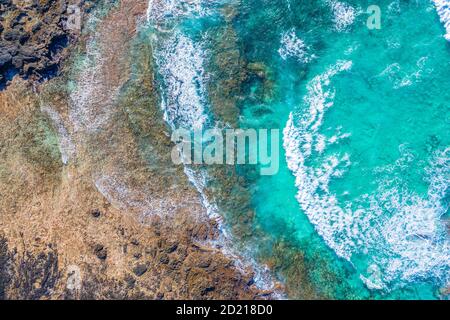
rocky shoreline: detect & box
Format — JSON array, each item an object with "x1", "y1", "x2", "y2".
[
  {"x1": 0, "y1": 0, "x2": 273, "y2": 300},
  {"x1": 0, "y1": 0, "x2": 96, "y2": 89}
]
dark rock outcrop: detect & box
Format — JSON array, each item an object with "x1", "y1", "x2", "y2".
[
  {"x1": 132, "y1": 264, "x2": 148, "y2": 277},
  {"x1": 0, "y1": 236, "x2": 60, "y2": 300},
  {"x1": 0, "y1": 0, "x2": 96, "y2": 89},
  {"x1": 94, "y1": 244, "x2": 107, "y2": 260}
]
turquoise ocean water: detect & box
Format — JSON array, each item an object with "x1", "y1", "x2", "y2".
[{"x1": 145, "y1": 0, "x2": 450, "y2": 299}]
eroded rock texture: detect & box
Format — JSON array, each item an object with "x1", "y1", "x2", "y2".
[
  {"x1": 0, "y1": 0, "x2": 99, "y2": 89},
  {"x1": 0, "y1": 0, "x2": 268, "y2": 300}
]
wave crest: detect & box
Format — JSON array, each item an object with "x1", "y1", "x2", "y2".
[
  {"x1": 433, "y1": 0, "x2": 450, "y2": 41},
  {"x1": 284, "y1": 60, "x2": 450, "y2": 291}
]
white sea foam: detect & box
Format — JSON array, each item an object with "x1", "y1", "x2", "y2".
[
  {"x1": 147, "y1": 0, "x2": 215, "y2": 23},
  {"x1": 284, "y1": 60, "x2": 450, "y2": 290},
  {"x1": 148, "y1": 0, "x2": 217, "y2": 131},
  {"x1": 66, "y1": 6, "x2": 188, "y2": 218},
  {"x1": 388, "y1": 0, "x2": 401, "y2": 14},
  {"x1": 327, "y1": 1, "x2": 357, "y2": 32},
  {"x1": 183, "y1": 165, "x2": 276, "y2": 291},
  {"x1": 284, "y1": 60, "x2": 355, "y2": 259},
  {"x1": 361, "y1": 148, "x2": 450, "y2": 288},
  {"x1": 184, "y1": 167, "x2": 220, "y2": 219},
  {"x1": 433, "y1": 0, "x2": 450, "y2": 41},
  {"x1": 149, "y1": 0, "x2": 278, "y2": 292},
  {"x1": 150, "y1": 0, "x2": 217, "y2": 223},
  {"x1": 154, "y1": 32, "x2": 209, "y2": 130},
  {"x1": 278, "y1": 28, "x2": 316, "y2": 63},
  {"x1": 69, "y1": 40, "x2": 120, "y2": 133}
]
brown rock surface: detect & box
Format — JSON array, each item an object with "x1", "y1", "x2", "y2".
[
  {"x1": 0, "y1": 78, "x2": 262, "y2": 300},
  {"x1": 0, "y1": 0, "x2": 268, "y2": 300}
]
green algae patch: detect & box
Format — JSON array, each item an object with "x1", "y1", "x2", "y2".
[{"x1": 0, "y1": 82, "x2": 63, "y2": 176}]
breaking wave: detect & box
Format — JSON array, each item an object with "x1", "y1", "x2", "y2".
[
  {"x1": 41, "y1": 105, "x2": 76, "y2": 165},
  {"x1": 433, "y1": 0, "x2": 450, "y2": 41},
  {"x1": 278, "y1": 28, "x2": 316, "y2": 63},
  {"x1": 283, "y1": 60, "x2": 450, "y2": 291}
]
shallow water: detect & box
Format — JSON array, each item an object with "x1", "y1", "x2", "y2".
[{"x1": 144, "y1": 0, "x2": 450, "y2": 299}]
